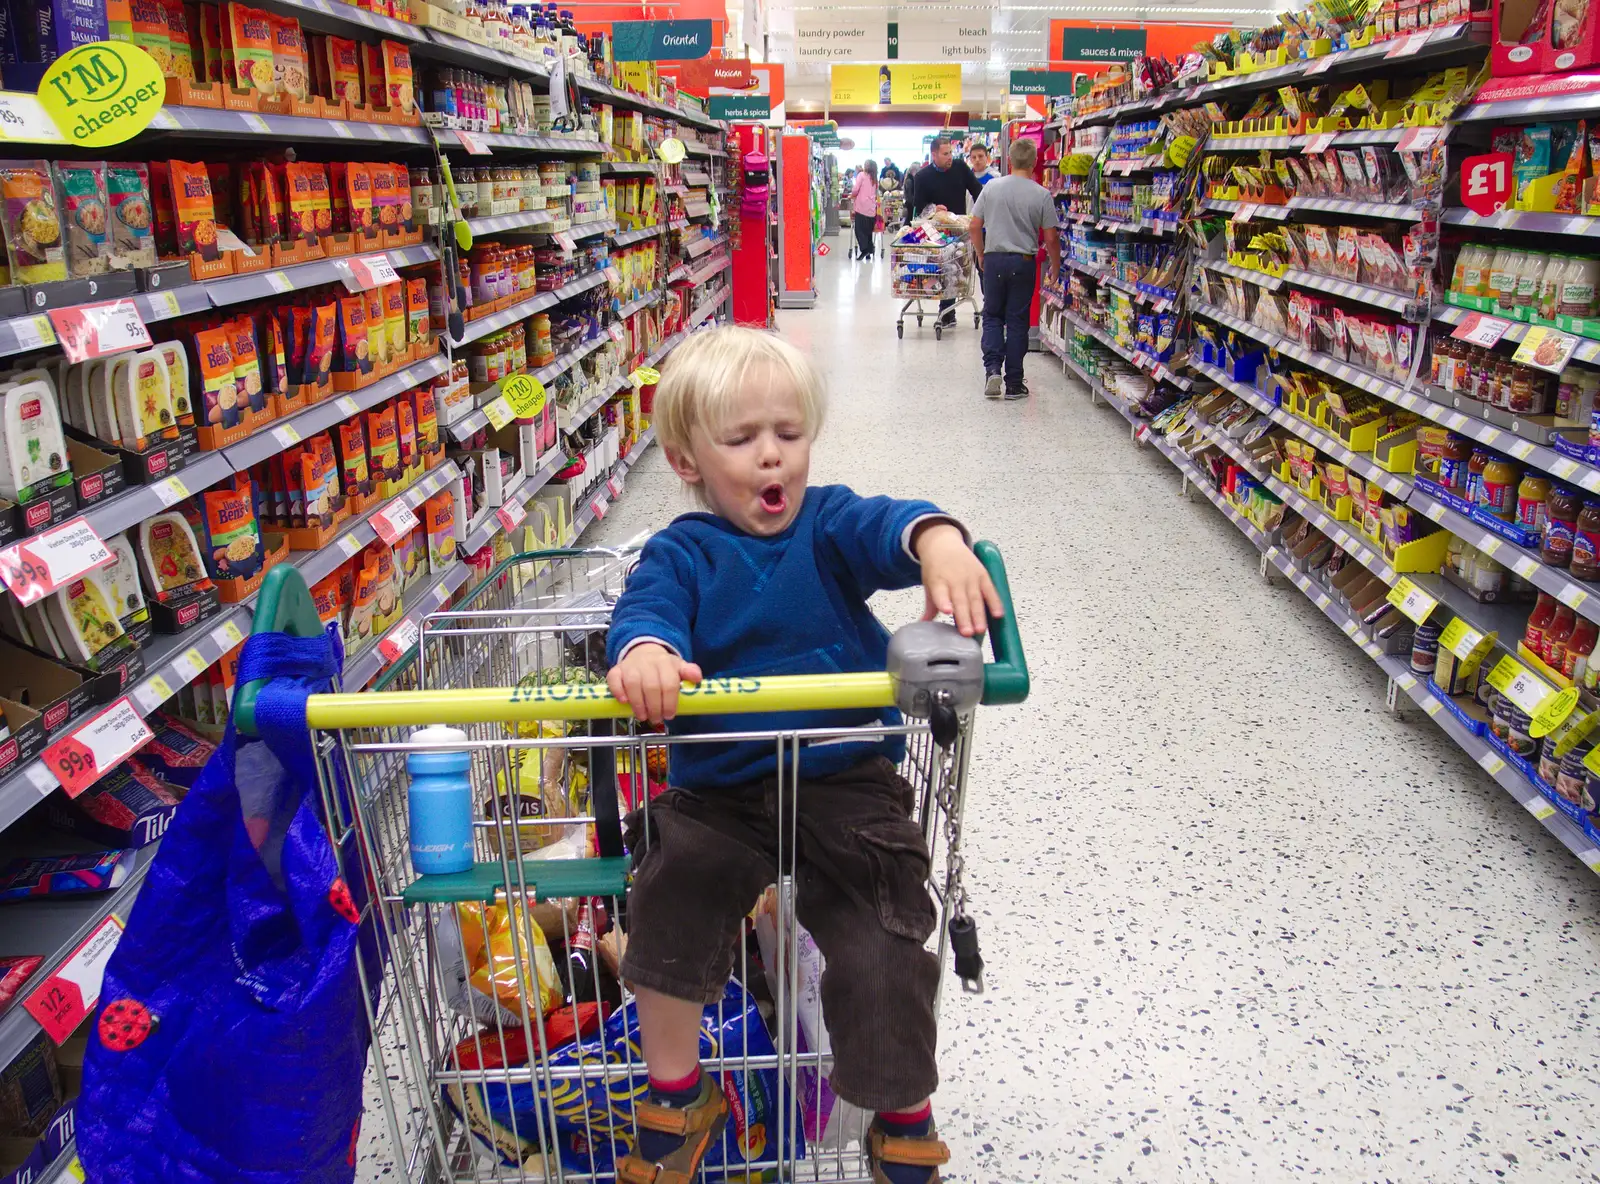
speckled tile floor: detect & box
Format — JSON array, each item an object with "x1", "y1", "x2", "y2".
[{"x1": 359, "y1": 246, "x2": 1600, "y2": 1182}]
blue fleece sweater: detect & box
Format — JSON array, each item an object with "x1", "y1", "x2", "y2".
[{"x1": 605, "y1": 485, "x2": 947, "y2": 789}]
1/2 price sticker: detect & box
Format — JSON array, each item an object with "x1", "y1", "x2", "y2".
[
  {"x1": 378, "y1": 617, "x2": 421, "y2": 664},
  {"x1": 23, "y1": 915, "x2": 125, "y2": 1045},
  {"x1": 496, "y1": 499, "x2": 527, "y2": 533},
  {"x1": 1451, "y1": 311, "x2": 1514, "y2": 349},
  {"x1": 43, "y1": 697, "x2": 153, "y2": 799},
  {"x1": 1386, "y1": 576, "x2": 1438, "y2": 625},
  {"x1": 370, "y1": 498, "x2": 420, "y2": 546},
  {"x1": 0, "y1": 517, "x2": 114, "y2": 605},
  {"x1": 344, "y1": 253, "x2": 402, "y2": 292},
  {"x1": 48, "y1": 298, "x2": 152, "y2": 363}
]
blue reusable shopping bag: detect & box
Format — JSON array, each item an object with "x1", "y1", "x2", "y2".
[{"x1": 77, "y1": 628, "x2": 380, "y2": 1184}]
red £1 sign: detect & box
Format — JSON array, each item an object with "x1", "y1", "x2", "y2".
[{"x1": 1460, "y1": 152, "x2": 1514, "y2": 218}]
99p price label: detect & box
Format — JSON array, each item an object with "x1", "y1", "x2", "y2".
[
  {"x1": 0, "y1": 518, "x2": 114, "y2": 605},
  {"x1": 43, "y1": 697, "x2": 153, "y2": 799}
]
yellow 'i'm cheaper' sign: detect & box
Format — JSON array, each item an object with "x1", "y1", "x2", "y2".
[{"x1": 38, "y1": 42, "x2": 166, "y2": 148}]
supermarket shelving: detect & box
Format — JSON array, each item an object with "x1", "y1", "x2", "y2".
[
  {"x1": 1433, "y1": 304, "x2": 1600, "y2": 366},
  {"x1": 601, "y1": 161, "x2": 658, "y2": 176},
  {"x1": 465, "y1": 209, "x2": 557, "y2": 236},
  {"x1": 570, "y1": 219, "x2": 619, "y2": 241},
  {"x1": 145, "y1": 105, "x2": 430, "y2": 144},
  {"x1": 1061, "y1": 308, "x2": 1192, "y2": 390},
  {"x1": 611, "y1": 224, "x2": 667, "y2": 247},
  {"x1": 1441, "y1": 209, "x2": 1600, "y2": 239},
  {"x1": 449, "y1": 271, "x2": 608, "y2": 347}
]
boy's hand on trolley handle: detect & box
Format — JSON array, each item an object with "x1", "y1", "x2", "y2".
[
  {"x1": 607, "y1": 642, "x2": 703, "y2": 725},
  {"x1": 914, "y1": 523, "x2": 1005, "y2": 638}
]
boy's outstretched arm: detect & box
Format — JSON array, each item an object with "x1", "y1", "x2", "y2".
[
  {"x1": 912, "y1": 521, "x2": 1004, "y2": 637},
  {"x1": 605, "y1": 536, "x2": 702, "y2": 723}
]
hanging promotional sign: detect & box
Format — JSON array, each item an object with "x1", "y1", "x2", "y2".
[
  {"x1": 677, "y1": 57, "x2": 755, "y2": 94},
  {"x1": 890, "y1": 65, "x2": 961, "y2": 105},
  {"x1": 38, "y1": 41, "x2": 165, "y2": 147},
  {"x1": 1060, "y1": 27, "x2": 1147, "y2": 62},
  {"x1": 1010, "y1": 70, "x2": 1075, "y2": 97},
  {"x1": 710, "y1": 94, "x2": 771, "y2": 120},
  {"x1": 611, "y1": 19, "x2": 714, "y2": 62},
  {"x1": 795, "y1": 11, "x2": 888, "y2": 60},
  {"x1": 831, "y1": 64, "x2": 885, "y2": 106},
  {"x1": 969, "y1": 118, "x2": 1003, "y2": 133}
]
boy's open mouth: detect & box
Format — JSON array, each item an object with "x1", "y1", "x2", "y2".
[{"x1": 759, "y1": 483, "x2": 787, "y2": 514}]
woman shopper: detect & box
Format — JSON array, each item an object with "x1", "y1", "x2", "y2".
[{"x1": 851, "y1": 159, "x2": 880, "y2": 260}]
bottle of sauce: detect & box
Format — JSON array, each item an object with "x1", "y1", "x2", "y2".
[
  {"x1": 1481, "y1": 456, "x2": 1519, "y2": 521},
  {"x1": 1466, "y1": 447, "x2": 1491, "y2": 504},
  {"x1": 1517, "y1": 473, "x2": 1551, "y2": 535},
  {"x1": 1545, "y1": 485, "x2": 1581, "y2": 566},
  {"x1": 1527, "y1": 592, "x2": 1558, "y2": 656},
  {"x1": 1564, "y1": 614, "x2": 1596, "y2": 680},
  {"x1": 1439, "y1": 434, "x2": 1473, "y2": 493},
  {"x1": 1547, "y1": 604, "x2": 1577, "y2": 670},
  {"x1": 1575, "y1": 501, "x2": 1600, "y2": 582}
]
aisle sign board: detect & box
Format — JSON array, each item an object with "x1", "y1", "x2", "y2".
[
  {"x1": 890, "y1": 65, "x2": 961, "y2": 105},
  {"x1": 710, "y1": 95, "x2": 770, "y2": 121},
  {"x1": 611, "y1": 20, "x2": 714, "y2": 62},
  {"x1": 969, "y1": 119, "x2": 1003, "y2": 133},
  {"x1": 894, "y1": 10, "x2": 992, "y2": 62},
  {"x1": 1010, "y1": 70, "x2": 1075, "y2": 97},
  {"x1": 794, "y1": 11, "x2": 888, "y2": 60},
  {"x1": 1060, "y1": 28, "x2": 1147, "y2": 63}
]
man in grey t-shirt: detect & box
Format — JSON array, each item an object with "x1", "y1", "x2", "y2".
[{"x1": 969, "y1": 138, "x2": 1061, "y2": 400}]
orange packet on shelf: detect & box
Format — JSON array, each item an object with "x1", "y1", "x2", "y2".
[
  {"x1": 271, "y1": 14, "x2": 309, "y2": 101},
  {"x1": 324, "y1": 36, "x2": 362, "y2": 104},
  {"x1": 345, "y1": 163, "x2": 373, "y2": 231},
  {"x1": 161, "y1": 0, "x2": 196, "y2": 82},
  {"x1": 362, "y1": 42, "x2": 386, "y2": 110},
  {"x1": 381, "y1": 40, "x2": 414, "y2": 116},
  {"x1": 169, "y1": 160, "x2": 219, "y2": 260},
  {"x1": 383, "y1": 282, "x2": 406, "y2": 359},
  {"x1": 130, "y1": 0, "x2": 172, "y2": 78},
  {"x1": 226, "y1": 3, "x2": 277, "y2": 95},
  {"x1": 365, "y1": 285, "x2": 388, "y2": 366}
]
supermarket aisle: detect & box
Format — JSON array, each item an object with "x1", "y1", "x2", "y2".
[{"x1": 593, "y1": 245, "x2": 1600, "y2": 1182}]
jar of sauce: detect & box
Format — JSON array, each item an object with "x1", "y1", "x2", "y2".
[
  {"x1": 1481, "y1": 456, "x2": 1520, "y2": 521},
  {"x1": 1439, "y1": 435, "x2": 1473, "y2": 493},
  {"x1": 1565, "y1": 613, "x2": 1597, "y2": 680},
  {"x1": 1575, "y1": 501, "x2": 1600, "y2": 581},
  {"x1": 1466, "y1": 447, "x2": 1490, "y2": 504},
  {"x1": 1517, "y1": 473, "x2": 1551, "y2": 534},
  {"x1": 1546, "y1": 604, "x2": 1577, "y2": 670},
  {"x1": 1545, "y1": 485, "x2": 1582, "y2": 566},
  {"x1": 1527, "y1": 592, "x2": 1558, "y2": 655}
]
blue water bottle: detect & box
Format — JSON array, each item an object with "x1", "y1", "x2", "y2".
[{"x1": 407, "y1": 726, "x2": 475, "y2": 875}]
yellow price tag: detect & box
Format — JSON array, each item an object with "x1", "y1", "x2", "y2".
[
  {"x1": 1167, "y1": 133, "x2": 1198, "y2": 168},
  {"x1": 220, "y1": 619, "x2": 244, "y2": 646},
  {"x1": 1385, "y1": 576, "x2": 1438, "y2": 625},
  {"x1": 502, "y1": 373, "x2": 546, "y2": 418},
  {"x1": 1582, "y1": 742, "x2": 1600, "y2": 778},
  {"x1": 1486, "y1": 655, "x2": 1554, "y2": 715},
  {"x1": 631, "y1": 366, "x2": 661, "y2": 387},
  {"x1": 1438, "y1": 616, "x2": 1482, "y2": 658},
  {"x1": 142, "y1": 673, "x2": 173, "y2": 704},
  {"x1": 482, "y1": 396, "x2": 515, "y2": 431},
  {"x1": 1552, "y1": 708, "x2": 1600, "y2": 756},
  {"x1": 1530, "y1": 685, "x2": 1580, "y2": 739},
  {"x1": 38, "y1": 42, "x2": 166, "y2": 147},
  {"x1": 657, "y1": 137, "x2": 687, "y2": 164},
  {"x1": 66, "y1": 1156, "x2": 84, "y2": 1183}
]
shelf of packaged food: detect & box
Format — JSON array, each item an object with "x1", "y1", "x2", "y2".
[
  {"x1": 569, "y1": 219, "x2": 618, "y2": 241},
  {"x1": 73, "y1": 355, "x2": 448, "y2": 569},
  {"x1": 1206, "y1": 127, "x2": 1414, "y2": 151},
  {"x1": 1432, "y1": 304, "x2": 1600, "y2": 366},
  {"x1": 461, "y1": 448, "x2": 568, "y2": 556},
  {"x1": 446, "y1": 334, "x2": 611, "y2": 441},
  {"x1": 443, "y1": 130, "x2": 605, "y2": 154},
  {"x1": 559, "y1": 368, "x2": 628, "y2": 431},
  {"x1": 576, "y1": 78, "x2": 721, "y2": 130},
  {"x1": 1293, "y1": 195, "x2": 1429, "y2": 220},
  {"x1": 344, "y1": 559, "x2": 471, "y2": 690},
  {"x1": 680, "y1": 255, "x2": 732, "y2": 290},
  {"x1": 621, "y1": 426, "x2": 656, "y2": 470},
  {"x1": 682, "y1": 233, "x2": 727, "y2": 261},
  {"x1": 1101, "y1": 155, "x2": 1169, "y2": 175},
  {"x1": 1101, "y1": 274, "x2": 1177, "y2": 311},
  {"x1": 610, "y1": 224, "x2": 666, "y2": 247},
  {"x1": 1061, "y1": 307, "x2": 1193, "y2": 390},
  {"x1": 602, "y1": 161, "x2": 659, "y2": 176},
  {"x1": 1408, "y1": 487, "x2": 1600, "y2": 621},
  {"x1": 1203, "y1": 258, "x2": 1286, "y2": 290},
  {"x1": 617, "y1": 288, "x2": 666, "y2": 318},
  {"x1": 1204, "y1": 199, "x2": 1290, "y2": 220},
  {"x1": 224, "y1": 356, "x2": 449, "y2": 471},
  {"x1": 420, "y1": 29, "x2": 548, "y2": 78},
  {"x1": 257, "y1": 0, "x2": 424, "y2": 41},
  {"x1": 292, "y1": 461, "x2": 461, "y2": 591},
  {"x1": 1267, "y1": 468, "x2": 1400, "y2": 583},
  {"x1": 687, "y1": 289, "x2": 728, "y2": 331},
  {"x1": 0, "y1": 244, "x2": 439, "y2": 362},
  {"x1": 1190, "y1": 359, "x2": 1414, "y2": 497},
  {"x1": 1454, "y1": 90, "x2": 1600, "y2": 124},
  {"x1": 1070, "y1": 23, "x2": 1480, "y2": 128},
  {"x1": 450, "y1": 270, "x2": 608, "y2": 346},
  {"x1": 667, "y1": 217, "x2": 690, "y2": 231},
  {"x1": 0, "y1": 843, "x2": 161, "y2": 1071},
  {"x1": 1278, "y1": 266, "x2": 1418, "y2": 315},
  {"x1": 465, "y1": 209, "x2": 556, "y2": 235},
  {"x1": 143, "y1": 105, "x2": 430, "y2": 145},
  {"x1": 1406, "y1": 571, "x2": 1538, "y2": 667},
  {"x1": 1167, "y1": 429, "x2": 1275, "y2": 551},
  {"x1": 1442, "y1": 208, "x2": 1600, "y2": 239}
]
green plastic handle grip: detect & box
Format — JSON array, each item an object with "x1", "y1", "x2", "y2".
[
  {"x1": 975, "y1": 540, "x2": 1028, "y2": 706},
  {"x1": 234, "y1": 564, "x2": 327, "y2": 737}
]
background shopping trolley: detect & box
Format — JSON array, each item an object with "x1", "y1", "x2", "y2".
[
  {"x1": 890, "y1": 236, "x2": 979, "y2": 341},
  {"x1": 260, "y1": 540, "x2": 1027, "y2": 1184}
]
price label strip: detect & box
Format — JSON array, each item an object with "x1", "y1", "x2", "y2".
[
  {"x1": 496, "y1": 499, "x2": 527, "y2": 532},
  {"x1": 482, "y1": 396, "x2": 515, "y2": 430},
  {"x1": 1486, "y1": 655, "x2": 1560, "y2": 720},
  {"x1": 22, "y1": 916, "x2": 125, "y2": 1046},
  {"x1": 378, "y1": 617, "x2": 422, "y2": 664},
  {"x1": 0, "y1": 517, "x2": 114, "y2": 605},
  {"x1": 43, "y1": 697, "x2": 154, "y2": 799},
  {"x1": 1450, "y1": 311, "x2": 1514, "y2": 349},
  {"x1": 48, "y1": 298, "x2": 153, "y2": 363},
  {"x1": 371, "y1": 499, "x2": 420, "y2": 546},
  {"x1": 344, "y1": 253, "x2": 402, "y2": 292},
  {"x1": 1385, "y1": 576, "x2": 1438, "y2": 625}
]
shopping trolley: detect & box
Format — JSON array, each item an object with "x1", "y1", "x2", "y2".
[
  {"x1": 252, "y1": 539, "x2": 1027, "y2": 1184},
  {"x1": 890, "y1": 235, "x2": 979, "y2": 341}
]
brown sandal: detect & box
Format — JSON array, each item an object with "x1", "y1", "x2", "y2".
[
  {"x1": 616, "y1": 1074, "x2": 729, "y2": 1184},
  {"x1": 869, "y1": 1122, "x2": 951, "y2": 1183}
]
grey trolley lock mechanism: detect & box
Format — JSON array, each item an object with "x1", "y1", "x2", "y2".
[{"x1": 888, "y1": 621, "x2": 987, "y2": 993}]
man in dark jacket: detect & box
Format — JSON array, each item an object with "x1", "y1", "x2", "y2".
[{"x1": 908, "y1": 137, "x2": 984, "y2": 327}]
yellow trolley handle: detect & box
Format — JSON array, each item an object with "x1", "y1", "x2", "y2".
[{"x1": 242, "y1": 541, "x2": 1025, "y2": 733}]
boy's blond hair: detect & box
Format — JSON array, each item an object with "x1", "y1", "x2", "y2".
[{"x1": 653, "y1": 326, "x2": 826, "y2": 461}]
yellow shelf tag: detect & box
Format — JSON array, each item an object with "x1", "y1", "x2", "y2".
[
  {"x1": 1552, "y1": 707, "x2": 1600, "y2": 756},
  {"x1": 1486, "y1": 655, "x2": 1554, "y2": 716},
  {"x1": 482, "y1": 396, "x2": 514, "y2": 431},
  {"x1": 1386, "y1": 576, "x2": 1437, "y2": 625},
  {"x1": 1530, "y1": 686, "x2": 1580, "y2": 739}
]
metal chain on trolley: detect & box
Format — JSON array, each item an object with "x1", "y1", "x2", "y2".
[{"x1": 929, "y1": 691, "x2": 983, "y2": 994}]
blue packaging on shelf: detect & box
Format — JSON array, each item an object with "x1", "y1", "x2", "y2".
[
  {"x1": 1550, "y1": 432, "x2": 1588, "y2": 464},
  {"x1": 0, "y1": 850, "x2": 135, "y2": 903},
  {"x1": 1427, "y1": 680, "x2": 1487, "y2": 736}
]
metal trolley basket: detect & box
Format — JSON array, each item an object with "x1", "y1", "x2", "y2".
[
  {"x1": 890, "y1": 237, "x2": 979, "y2": 341},
  {"x1": 270, "y1": 540, "x2": 1027, "y2": 1184}
]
